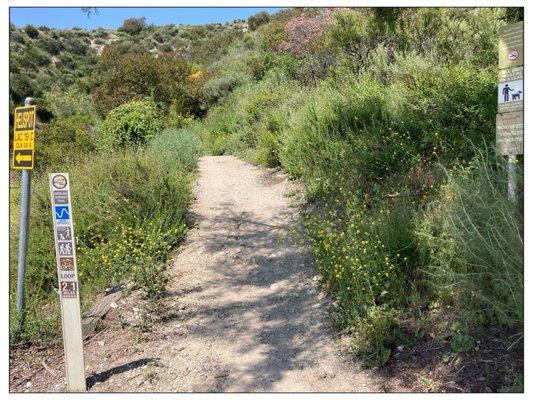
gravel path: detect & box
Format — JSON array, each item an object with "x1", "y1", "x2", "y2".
[{"x1": 131, "y1": 155, "x2": 380, "y2": 392}]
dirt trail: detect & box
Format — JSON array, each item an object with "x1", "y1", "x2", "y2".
[
  {"x1": 124, "y1": 155, "x2": 381, "y2": 392},
  {"x1": 11, "y1": 155, "x2": 382, "y2": 392}
]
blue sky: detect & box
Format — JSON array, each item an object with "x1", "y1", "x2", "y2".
[{"x1": 10, "y1": 7, "x2": 282, "y2": 29}]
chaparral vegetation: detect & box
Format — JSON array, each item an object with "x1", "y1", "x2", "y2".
[{"x1": 9, "y1": 7, "x2": 523, "y2": 391}]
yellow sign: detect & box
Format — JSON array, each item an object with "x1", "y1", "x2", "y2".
[{"x1": 12, "y1": 105, "x2": 36, "y2": 170}]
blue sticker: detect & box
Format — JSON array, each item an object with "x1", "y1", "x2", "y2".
[{"x1": 54, "y1": 205, "x2": 70, "y2": 224}]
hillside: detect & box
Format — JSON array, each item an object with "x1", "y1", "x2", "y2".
[
  {"x1": 9, "y1": 7, "x2": 523, "y2": 393},
  {"x1": 9, "y1": 17, "x2": 247, "y2": 113}
]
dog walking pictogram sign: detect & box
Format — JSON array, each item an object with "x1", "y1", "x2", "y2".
[
  {"x1": 12, "y1": 105, "x2": 36, "y2": 169},
  {"x1": 49, "y1": 173, "x2": 86, "y2": 392}
]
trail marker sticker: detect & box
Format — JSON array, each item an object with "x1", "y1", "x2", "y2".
[
  {"x1": 12, "y1": 105, "x2": 36, "y2": 170},
  {"x1": 49, "y1": 173, "x2": 86, "y2": 392},
  {"x1": 59, "y1": 257, "x2": 76, "y2": 271},
  {"x1": 53, "y1": 190, "x2": 69, "y2": 204},
  {"x1": 60, "y1": 281, "x2": 78, "y2": 297},
  {"x1": 52, "y1": 174, "x2": 68, "y2": 189},
  {"x1": 57, "y1": 226, "x2": 72, "y2": 241},
  {"x1": 54, "y1": 205, "x2": 71, "y2": 224}
]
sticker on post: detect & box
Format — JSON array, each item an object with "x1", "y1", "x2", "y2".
[
  {"x1": 54, "y1": 205, "x2": 70, "y2": 224},
  {"x1": 58, "y1": 241, "x2": 74, "y2": 256},
  {"x1": 60, "y1": 281, "x2": 78, "y2": 298},
  {"x1": 52, "y1": 174, "x2": 68, "y2": 189},
  {"x1": 59, "y1": 257, "x2": 75, "y2": 271},
  {"x1": 57, "y1": 226, "x2": 72, "y2": 241},
  {"x1": 53, "y1": 190, "x2": 69, "y2": 204},
  {"x1": 60, "y1": 271, "x2": 77, "y2": 282}
]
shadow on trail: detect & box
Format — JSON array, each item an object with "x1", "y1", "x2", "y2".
[
  {"x1": 86, "y1": 358, "x2": 157, "y2": 389},
  {"x1": 170, "y1": 194, "x2": 333, "y2": 391}
]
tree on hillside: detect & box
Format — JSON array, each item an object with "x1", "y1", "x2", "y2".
[
  {"x1": 24, "y1": 24, "x2": 39, "y2": 38},
  {"x1": 119, "y1": 17, "x2": 147, "y2": 35},
  {"x1": 92, "y1": 45, "x2": 199, "y2": 116},
  {"x1": 247, "y1": 11, "x2": 270, "y2": 31}
]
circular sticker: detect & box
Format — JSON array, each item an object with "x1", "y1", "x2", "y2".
[
  {"x1": 52, "y1": 174, "x2": 68, "y2": 189},
  {"x1": 508, "y1": 50, "x2": 519, "y2": 61}
]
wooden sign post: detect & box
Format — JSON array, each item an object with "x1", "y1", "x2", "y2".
[
  {"x1": 49, "y1": 173, "x2": 86, "y2": 392},
  {"x1": 497, "y1": 21, "x2": 523, "y2": 202}
]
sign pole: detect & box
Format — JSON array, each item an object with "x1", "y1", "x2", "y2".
[
  {"x1": 496, "y1": 21, "x2": 523, "y2": 202},
  {"x1": 15, "y1": 97, "x2": 35, "y2": 326},
  {"x1": 49, "y1": 173, "x2": 86, "y2": 392},
  {"x1": 508, "y1": 154, "x2": 517, "y2": 202}
]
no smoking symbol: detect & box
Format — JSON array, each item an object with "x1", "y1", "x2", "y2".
[{"x1": 508, "y1": 50, "x2": 519, "y2": 61}]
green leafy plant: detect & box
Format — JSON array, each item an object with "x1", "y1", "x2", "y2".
[{"x1": 98, "y1": 98, "x2": 162, "y2": 149}]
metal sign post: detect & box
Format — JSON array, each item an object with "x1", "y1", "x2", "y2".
[
  {"x1": 14, "y1": 98, "x2": 36, "y2": 325},
  {"x1": 497, "y1": 21, "x2": 523, "y2": 202},
  {"x1": 49, "y1": 173, "x2": 86, "y2": 392}
]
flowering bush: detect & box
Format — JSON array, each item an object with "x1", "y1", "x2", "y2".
[{"x1": 278, "y1": 12, "x2": 332, "y2": 56}]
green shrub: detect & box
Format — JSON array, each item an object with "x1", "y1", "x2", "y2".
[
  {"x1": 119, "y1": 17, "x2": 147, "y2": 35},
  {"x1": 98, "y1": 98, "x2": 162, "y2": 149},
  {"x1": 36, "y1": 35, "x2": 63, "y2": 56},
  {"x1": 248, "y1": 55, "x2": 268, "y2": 81},
  {"x1": 64, "y1": 36, "x2": 89, "y2": 55},
  {"x1": 35, "y1": 115, "x2": 98, "y2": 172},
  {"x1": 202, "y1": 72, "x2": 244, "y2": 106},
  {"x1": 93, "y1": 48, "x2": 195, "y2": 116},
  {"x1": 417, "y1": 152, "x2": 523, "y2": 328},
  {"x1": 248, "y1": 11, "x2": 270, "y2": 31},
  {"x1": 44, "y1": 87, "x2": 96, "y2": 119},
  {"x1": 281, "y1": 56, "x2": 496, "y2": 197},
  {"x1": 24, "y1": 24, "x2": 40, "y2": 38},
  {"x1": 351, "y1": 306, "x2": 403, "y2": 367},
  {"x1": 146, "y1": 127, "x2": 200, "y2": 172},
  {"x1": 20, "y1": 45, "x2": 51, "y2": 67},
  {"x1": 252, "y1": 130, "x2": 280, "y2": 167}
]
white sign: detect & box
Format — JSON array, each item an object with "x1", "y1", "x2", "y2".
[
  {"x1": 498, "y1": 79, "x2": 523, "y2": 113},
  {"x1": 49, "y1": 173, "x2": 86, "y2": 392}
]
